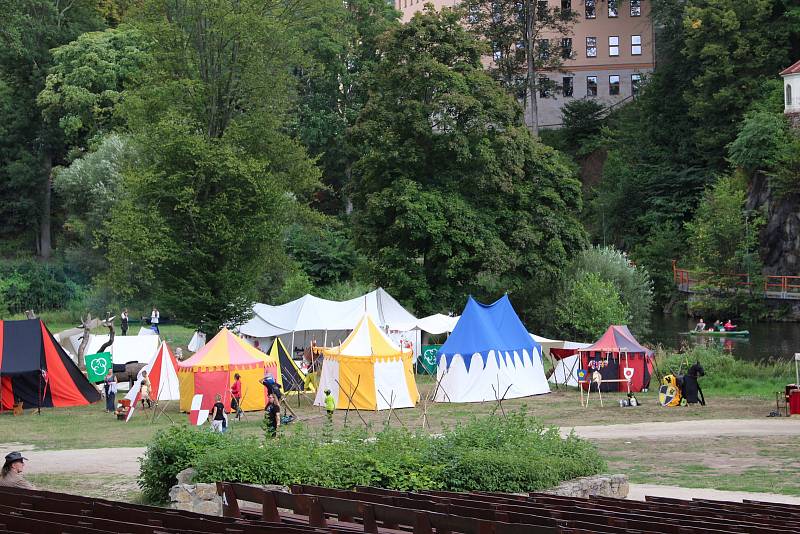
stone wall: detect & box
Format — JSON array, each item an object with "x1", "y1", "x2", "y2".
[
  {"x1": 169, "y1": 483, "x2": 222, "y2": 516},
  {"x1": 543, "y1": 474, "x2": 629, "y2": 499}
]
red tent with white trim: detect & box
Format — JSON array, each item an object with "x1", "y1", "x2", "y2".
[
  {"x1": 0, "y1": 319, "x2": 100, "y2": 411},
  {"x1": 578, "y1": 325, "x2": 654, "y2": 392},
  {"x1": 125, "y1": 341, "x2": 180, "y2": 421}
]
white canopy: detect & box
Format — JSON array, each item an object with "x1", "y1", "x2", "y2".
[
  {"x1": 68, "y1": 334, "x2": 160, "y2": 365},
  {"x1": 547, "y1": 341, "x2": 592, "y2": 387},
  {"x1": 238, "y1": 288, "x2": 417, "y2": 337},
  {"x1": 393, "y1": 313, "x2": 459, "y2": 335}
]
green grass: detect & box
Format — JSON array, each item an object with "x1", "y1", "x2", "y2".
[
  {"x1": 654, "y1": 345, "x2": 794, "y2": 398},
  {"x1": 598, "y1": 435, "x2": 800, "y2": 497}
]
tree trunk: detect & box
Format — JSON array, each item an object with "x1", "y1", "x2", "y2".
[
  {"x1": 98, "y1": 318, "x2": 116, "y2": 354},
  {"x1": 526, "y1": 0, "x2": 540, "y2": 137},
  {"x1": 39, "y1": 155, "x2": 53, "y2": 259}
]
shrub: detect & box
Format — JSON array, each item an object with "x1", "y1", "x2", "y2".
[
  {"x1": 556, "y1": 272, "x2": 629, "y2": 340},
  {"x1": 0, "y1": 259, "x2": 83, "y2": 315},
  {"x1": 138, "y1": 425, "x2": 232, "y2": 503},
  {"x1": 141, "y1": 411, "x2": 606, "y2": 503}
]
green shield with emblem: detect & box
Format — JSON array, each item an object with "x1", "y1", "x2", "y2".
[
  {"x1": 418, "y1": 345, "x2": 440, "y2": 374},
  {"x1": 85, "y1": 352, "x2": 113, "y2": 382}
]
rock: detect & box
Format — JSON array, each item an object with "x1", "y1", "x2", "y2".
[
  {"x1": 168, "y1": 485, "x2": 193, "y2": 503},
  {"x1": 193, "y1": 499, "x2": 222, "y2": 516},
  {"x1": 193, "y1": 483, "x2": 219, "y2": 501},
  {"x1": 542, "y1": 474, "x2": 629, "y2": 499},
  {"x1": 176, "y1": 467, "x2": 197, "y2": 485}
]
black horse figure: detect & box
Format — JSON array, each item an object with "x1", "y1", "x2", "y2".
[{"x1": 680, "y1": 362, "x2": 706, "y2": 405}]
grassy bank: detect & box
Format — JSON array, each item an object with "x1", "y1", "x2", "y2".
[{"x1": 654, "y1": 346, "x2": 794, "y2": 398}]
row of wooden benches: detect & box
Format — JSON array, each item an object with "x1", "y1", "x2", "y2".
[
  {"x1": 1, "y1": 481, "x2": 797, "y2": 534},
  {"x1": 219, "y1": 483, "x2": 800, "y2": 534}
]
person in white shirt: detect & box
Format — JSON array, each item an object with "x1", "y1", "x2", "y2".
[{"x1": 151, "y1": 307, "x2": 160, "y2": 334}]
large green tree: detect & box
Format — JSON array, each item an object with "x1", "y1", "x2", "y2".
[
  {"x1": 104, "y1": 0, "x2": 321, "y2": 332},
  {"x1": 349, "y1": 6, "x2": 587, "y2": 315},
  {"x1": 293, "y1": 0, "x2": 399, "y2": 212},
  {"x1": 0, "y1": 0, "x2": 105, "y2": 257}
]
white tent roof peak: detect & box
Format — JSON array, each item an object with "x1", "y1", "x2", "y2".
[{"x1": 238, "y1": 288, "x2": 417, "y2": 337}]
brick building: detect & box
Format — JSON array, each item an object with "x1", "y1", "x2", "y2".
[{"x1": 394, "y1": 0, "x2": 655, "y2": 128}]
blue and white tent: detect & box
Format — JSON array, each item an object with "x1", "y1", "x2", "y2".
[{"x1": 434, "y1": 295, "x2": 550, "y2": 403}]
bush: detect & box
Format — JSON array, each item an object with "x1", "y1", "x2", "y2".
[
  {"x1": 0, "y1": 259, "x2": 84, "y2": 315},
  {"x1": 138, "y1": 425, "x2": 232, "y2": 503},
  {"x1": 141, "y1": 411, "x2": 606, "y2": 503},
  {"x1": 556, "y1": 272, "x2": 629, "y2": 340}
]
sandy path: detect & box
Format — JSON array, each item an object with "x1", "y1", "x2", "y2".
[
  {"x1": 628, "y1": 484, "x2": 800, "y2": 505},
  {"x1": 22, "y1": 447, "x2": 145, "y2": 476},
  {"x1": 563, "y1": 418, "x2": 800, "y2": 440}
]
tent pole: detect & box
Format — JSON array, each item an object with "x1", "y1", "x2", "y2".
[
  {"x1": 323, "y1": 330, "x2": 327, "y2": 348},
  {"x1": 290, "y1": 331, "x2": 295, "y2": 361}
]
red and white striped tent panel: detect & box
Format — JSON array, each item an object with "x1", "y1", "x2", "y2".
[{"x1": 125, "y1": 341, "x2": 180, "y2": 422}]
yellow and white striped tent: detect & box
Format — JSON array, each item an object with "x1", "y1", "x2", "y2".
[{"x1": 314, "y1": 314, "x2": 419, "y2": 411}]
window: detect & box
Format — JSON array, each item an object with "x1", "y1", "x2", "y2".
[
  {"x1": 561, "y1": 0, "x2": 571, "y2": 14},
  {"x1": 586, "y1": 36, "x2": 597, "y2": 57},
  {"x1": 563, "y1": 77, "x2": 574, "y2": 97},
  {"x1": 585, "y1": 0, "x2": 596, "y2": 19},
  {"x1": 561, "y1": 38, "x2": 573, "y2": 59},
  {"x1": 631, "y1": 0, "x2": 642, "y2": 17},
  {"x1": 632, "y1": 73, "x2": 642, "y2": 96},
  {"x1": 537, "y1": 0, "x2": 548, "y2": 18},
  {"x1": 609, "y1": 75, "x2": 620, "y2": 95},
  {"x1": 631, "y1": 35, "x2": 642, "y2": 55},
  {"x1": 608, "y1": 0, "x2": 618, "y2": 18},
  {"x1": 538, "y1": 76, "x2": 550, "y2": 98},
  {"x1": 788, "y1": 84, "x2": 793, "y2": 106},
  {"x1": 587, "y1": 76, "x2": 597, "y2": 96},
  {"x1": 467, "y1": 4, "x2": 480, "y2": 24},
  {"x1": 609, "y1": 36, "x2": 619, "y2": 57},
  {"x1": 538, "y1": 39, "x2": 550, "y2": 60},
  {"x1": 492, "y1": 45, "x2": 502, "y2": 62}
]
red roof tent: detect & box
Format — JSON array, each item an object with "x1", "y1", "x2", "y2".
[
  {"x1": 578, "y1": 325, "x2": 654, "y2": 392},
  {"x1": 780, "y1": 60, "x2": 800, "y2": 76}
]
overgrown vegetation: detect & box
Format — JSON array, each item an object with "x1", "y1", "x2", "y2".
[
  {"x1": 655, "y1": 345, "x2": 793, "y2": 398},
  {"x1": 139, "y1": 411, "x2": 605, "y2": 503}
]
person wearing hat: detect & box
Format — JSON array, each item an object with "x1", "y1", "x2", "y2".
[{"x1": 0, "y1": 452, "x2": 35, "y2": 489}]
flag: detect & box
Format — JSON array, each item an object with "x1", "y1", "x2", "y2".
[{"x1": 188, "y1": 394, "x2": 209, "y2": 426}]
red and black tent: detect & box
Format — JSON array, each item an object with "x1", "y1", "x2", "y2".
[
  {"x1": 0, "y1": 319, "x2": 100, "y2": 411},
  {"x1": 578, "y1": 325, "x2": 654, "y2": 393}
]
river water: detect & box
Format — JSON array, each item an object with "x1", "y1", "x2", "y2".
[{"x1": 645, "y1": 314, "x2": 800, "y2": 362}]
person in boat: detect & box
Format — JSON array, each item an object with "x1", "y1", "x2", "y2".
[
  {"x1": 694, "y1": 318, "x2": 706, "y2": 332},
  {"x1": 724, "y1": 319, "x2": 736, "y2": 331},
  {"x1": 712, "y1": 320, "x2": 722, "y2": 331}
]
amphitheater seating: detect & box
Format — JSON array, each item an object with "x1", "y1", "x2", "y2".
[{"x1": 1, "y1": 482, "x2": 798, "y2": 534}]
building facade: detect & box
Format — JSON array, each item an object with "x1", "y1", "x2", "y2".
[{"x1": 395, "y1": 0, "x2": 655, "y2": 128}]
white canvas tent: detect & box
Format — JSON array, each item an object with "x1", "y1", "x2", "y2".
[
  {"x1": 68, "y1": 334, "x2": 159, "y2": 365},
  {"x1": 393, "y1": 314, "x2": 459, "y2": 335},
  {"x1": 239, "y1": 288, "x2": 420, "y2": 355},
  {"x1": 548, "y1": 341, "x2": 592, "y2": 387}
]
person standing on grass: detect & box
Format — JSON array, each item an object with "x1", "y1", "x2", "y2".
[
  {"x1": 210, "y1": 394, "x2": 226, "y2": 433},
  {"x1": 150, "y1": 307, "x2": 160, "y2": 334},
  {"x1": 0, "y1": 452, "x2": 35, "y2": 489},
  {"x1": 121, "y1": 308, "x2": 129, "y2": 336},
  {"x1": 140, "y1": 370, "x2": 152, "y2": 409},
  {"x1": 324, "y1": 389, "x2": 335, "y2": 423},
  {"x1": 265, "y1": 393, "x2": 280, "y2": 438},
  {"x1": 230, "y1": 373, "x2": 242, "y2": 421},
  {"x1": 104, "y1": 369, "x2": 118, "y2": 413}
]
